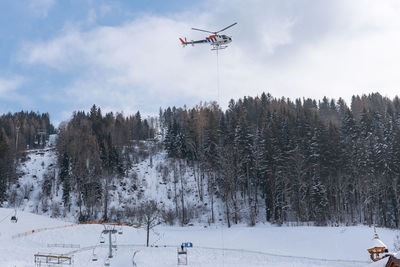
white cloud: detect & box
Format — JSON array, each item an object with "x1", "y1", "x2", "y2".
[
  {"x1": 28, "y1": 0, "x2": 55, "y2": 17},
  {"x1": 0, "y1": 76, "x2": 31, "y2": 111},
  {"x1": 87, "y1": 8, "x2": 97, "y2": 25},
  {"x1": 0, "y1": 76, "x2": 24, "y2": 97},
  {"x1": 18, "y1": 0, "x2": 400, "y2": 116}
]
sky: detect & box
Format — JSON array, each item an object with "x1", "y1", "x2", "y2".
[{"x1": 1, "y1": 0, "x2": 400, "y2": 125}]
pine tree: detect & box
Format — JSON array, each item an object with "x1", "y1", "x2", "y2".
[
  {"x1": 311, "y1": 175, "x2": 328, "y2": 225},
  {"x1": 59, "y1": 152, "x2": 71, "y2": 208},
  {"x1": 0, "y1": 128, "x2": 12, "y2": 203}
]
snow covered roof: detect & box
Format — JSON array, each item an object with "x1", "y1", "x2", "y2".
[
  {"x1": 393, "y1": 252, "x2": 400, "y2": 259},
  {"x1": 371, "y1": 233, "x2": 387, "y2": 249}
]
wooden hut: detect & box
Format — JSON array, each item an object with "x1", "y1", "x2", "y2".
[
  {"x1": 367, "y1": 233, "x2": 388, "y2": 262},
  {"x1": 386, "y1": 256, "x2": 400, "y2": 267}
]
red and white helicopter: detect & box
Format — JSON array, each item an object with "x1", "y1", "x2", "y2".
[{"x1": 179, "y1": 22, "x2": 237, "y2": 50}]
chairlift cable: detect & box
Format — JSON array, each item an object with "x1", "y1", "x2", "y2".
[{"x1": 0, "y1": 211, "x2": 14, "y2": 223}]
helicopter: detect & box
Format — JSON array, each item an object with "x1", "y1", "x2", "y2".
[{"x1": 179, "y1": 22, "x2": 237, "y2": 50}]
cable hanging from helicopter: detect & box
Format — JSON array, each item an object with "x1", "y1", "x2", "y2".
[{"x1": 179, "y1": 22, "x2": 237, "y2": 50}]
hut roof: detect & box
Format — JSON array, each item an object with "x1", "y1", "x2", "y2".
[{"x1": 372, "y1": 233, "x2": 387, "y2": 249}]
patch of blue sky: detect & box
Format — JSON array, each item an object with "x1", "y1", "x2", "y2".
[{"x1": 0, "y1": 0, "x2": 200, "y2": 120}]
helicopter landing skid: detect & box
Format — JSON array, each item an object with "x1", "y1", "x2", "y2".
[{"x1": 211, "y1": 45, "x2": 228, "y2": 51}]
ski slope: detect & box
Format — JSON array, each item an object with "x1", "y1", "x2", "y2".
[{"x1": 0, "y1": 208, "x2": 396, "y2": 267}]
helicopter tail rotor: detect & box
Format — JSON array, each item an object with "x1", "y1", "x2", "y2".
[{"x1": 179, "y1": 38, "x2": 187, "y2": 46}]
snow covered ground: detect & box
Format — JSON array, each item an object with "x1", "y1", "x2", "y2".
[{"x1": 0, "y1": 208, "x2": 397, "y2": 267}]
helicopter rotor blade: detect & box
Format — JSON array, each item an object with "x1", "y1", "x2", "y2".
[
  {"x1": 191, "y1": 28, "x2": 216, "y2": 34},
  {"x1": 216, "y1": 22, "x2": 237, "y2": 33}
]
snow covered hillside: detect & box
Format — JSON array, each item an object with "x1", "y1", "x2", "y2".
[
  {"x1": 8, "y1": 147, "x2": 59, "y2": 217},
  {"x1": 0, "y1": 207, "x2": 396, "y2": 266},
  {"x1": 9, "y1": 143, "x2": 246, "y2": 225}
]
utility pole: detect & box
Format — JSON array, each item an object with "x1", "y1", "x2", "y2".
[
  {"x1": 37, "y1": 129, "x2": 46, "y2": 147},
  {"x1": 15, "y1": 126, "x2": 19, "y2": 152},
  {"x1": 109, "y1": 229, "x2": 112, "y2": 258}
]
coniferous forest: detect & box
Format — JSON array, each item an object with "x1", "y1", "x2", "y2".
[
  {"x1": 1, "y1": 93, "x2": 400, "y2": 228},
  {"x1": 56, "y1": 105, "x2": 155, "y2": 221},
  {"x1": 0, "y1": 111, "x2": 54, "y2": 202},
  {"x1": 161, "y1": 93, "x2": 400, "y2": 227}
]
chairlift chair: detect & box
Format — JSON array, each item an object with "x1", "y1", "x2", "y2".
[
  {"x1": 92, "y1": 248, "x2": 98, "y2": 261},
  {"x1": 118, "y1": 226, "x2": 123, "y2": 235},
  {"x1": 11, "y1": 210, "x2": 18, "y2": 223},
  {"x1": 10, "y1": 215, "x2": 17, "y2": 223},
  {"x1": 100, "y1": 235, "x2": 105, "y2": 244},
  {"x1": 104, "y1": 258, "x2": 110, "y2": 266}
]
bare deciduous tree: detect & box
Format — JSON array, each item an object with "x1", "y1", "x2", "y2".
[{"x1": 138, "y1": 200, "x2": 160, "y2": 247}]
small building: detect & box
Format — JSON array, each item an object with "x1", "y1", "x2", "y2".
[
  {"x1": 386, "y1": 256, "x2": 400, "y2": 267},
  {"x1": 366, "y1": 232, "x2": 400, "y2": 267},
  {"x1": 368, "y1": 233, "x2": 388, "y2": 262},
  {"x1": 177, "y1": 246, "x2": 188, "y2": 265}
]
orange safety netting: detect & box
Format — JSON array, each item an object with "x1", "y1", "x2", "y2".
[{"x1": 12, "y1": 221, "x2": 141, "y2": 239}]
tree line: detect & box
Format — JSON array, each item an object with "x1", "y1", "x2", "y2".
[
  {"x1": 0, "y1": 111, "x2": 54, "y2": 151},
  {"x1": 2, "y1": 94, "x2": 400, "y2": 229},
  {"x1": 161, "y1": 92, "x2": 400, "y2": 227},
  {"x1": 56, "y1": 105, "x2": 155, "y2": 221},
  {"x1": 0, "y1": 111, "x2": 54, "y2": 202}
]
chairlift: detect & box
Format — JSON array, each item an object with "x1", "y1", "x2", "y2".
[
  {"x1": 100, "y1": 235, "x2": 105, "y2": 244},
  {"x1": 104, "y1": 258, "x2": 110, "y2": 266},
  {"x1": 92, "y1": 248, "x2": 98, "y2": 261},
  {"x1": 10, "y1": 210, "x2": 18, "y2": 223},
  {"x1": 118, "y1": 226, "x2": 123, "y2": 235}
]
